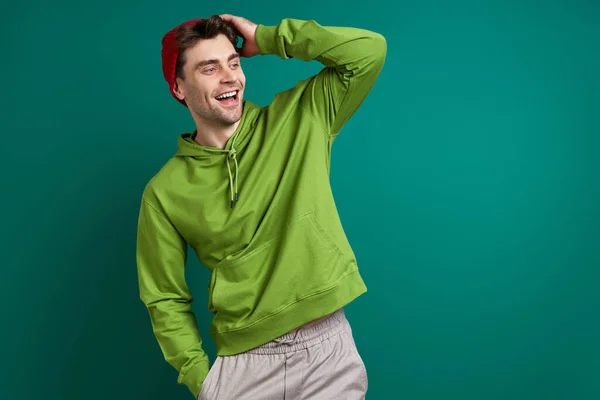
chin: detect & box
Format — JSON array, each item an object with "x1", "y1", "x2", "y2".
[{"x1": 222, "y1": 112, "x2": 242, "y2": 125}]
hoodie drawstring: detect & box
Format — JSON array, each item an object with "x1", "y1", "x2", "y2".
[
  {"x1": 226, "y1": 148, "x2": 239, "y2": 208},
  {"x1": 204, "y1": 130, "x2": 241, "y2": 209}
]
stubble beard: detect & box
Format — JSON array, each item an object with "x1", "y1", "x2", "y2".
[{"x1": 191, "y1": 96, "x2": 243, "y2": 127}]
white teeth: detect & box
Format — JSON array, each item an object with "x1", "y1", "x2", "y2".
[{"x1": 216, "y1": 91, "x2": 237, "y2": 100}]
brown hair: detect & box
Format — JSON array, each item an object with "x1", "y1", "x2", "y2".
[{"x1": 175, "y1": 15, "x2": 239, "y2": 80}]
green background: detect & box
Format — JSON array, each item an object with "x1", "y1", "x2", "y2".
[{"x1": 2, "y1": 0, "x2": 599, "y2": 399}]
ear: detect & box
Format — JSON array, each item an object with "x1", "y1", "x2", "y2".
[{"x1": 173, "y1": 78, "x2": 185, "y2": 102}]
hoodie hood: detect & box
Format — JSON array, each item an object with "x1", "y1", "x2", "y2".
[
  {"x1": 175, "y1": 100, "x2": 262, "y2": 157},
  {"x1": 174, "y1": 100, "x2": 262, "y2": 209}
]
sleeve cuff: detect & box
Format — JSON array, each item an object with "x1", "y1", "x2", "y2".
[
  {"x1": 179, "y1": 358, "x2": 210, "y2": 398},
  {"x1": 255, "y1": 24, "x2": 284, "y2": 57}
]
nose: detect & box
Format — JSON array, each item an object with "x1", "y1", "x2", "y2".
[{"x1": 220, "y1": 67, "x2": 236, "y2": 83}]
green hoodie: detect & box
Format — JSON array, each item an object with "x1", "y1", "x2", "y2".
[{"x1": 136, "y1": 18, "x2": 386, "y2": 398}]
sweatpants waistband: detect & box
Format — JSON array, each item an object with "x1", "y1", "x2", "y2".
[{"x1": 246, "y1": 309, "x2": 349, "y2": 355}]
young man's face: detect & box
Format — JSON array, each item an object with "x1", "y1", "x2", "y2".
[{"x1": 174, "y1": 34, "x2": 246, "y2": 126}]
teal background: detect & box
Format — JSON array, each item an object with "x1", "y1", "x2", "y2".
[{"x1": 2, "y1": 0, "x2": 599, "y2": 399}]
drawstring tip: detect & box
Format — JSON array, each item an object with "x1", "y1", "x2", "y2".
[{"x1": 229, "y1": 194, "x2": 239, "y2": 209}]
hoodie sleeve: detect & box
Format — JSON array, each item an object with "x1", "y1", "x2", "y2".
[
  {"x1": 136, "y1": 196, "x2": 209, "y2": 398},
  {"x1": 255, "y1": 18, "x2": 387, "y2": 138}
]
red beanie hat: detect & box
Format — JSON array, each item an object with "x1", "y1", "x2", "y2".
[{"x1": 161, "y1": 18, "x2": 203, "y2": 107}]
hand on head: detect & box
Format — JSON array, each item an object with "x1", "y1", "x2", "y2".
[{"x1": 219, "y1": 14, "x2": 260, "y2": 58}]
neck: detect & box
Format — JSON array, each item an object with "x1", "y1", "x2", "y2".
[{"x1": 192, "y1": 118, "x2": 241, "y2": 149}]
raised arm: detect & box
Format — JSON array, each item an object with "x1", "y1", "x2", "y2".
[
  {"x1": 136, "y1": 195, "x2": 209, "y2": 398},
  {"x1": 256, "y1": 18, "x2": 387, "y2": 137}
]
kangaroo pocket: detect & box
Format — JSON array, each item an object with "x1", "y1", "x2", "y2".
[{"x1": 211, "y1": 211, "x2": 351, "y2": 331}]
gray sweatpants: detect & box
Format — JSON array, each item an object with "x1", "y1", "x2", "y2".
[{"x1": 198, "y1": 309, "x2": 369, "y2": 399}]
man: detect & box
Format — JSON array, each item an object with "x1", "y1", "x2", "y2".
[{"x1": 136, "y1": 13, "x2": 386, "y2": 400}]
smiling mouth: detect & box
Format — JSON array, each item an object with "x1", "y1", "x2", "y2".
[{"x1": 215, "y1": 90, "x2": 239, "y2": 102}]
